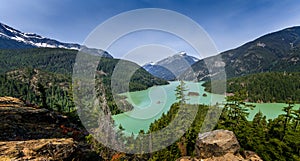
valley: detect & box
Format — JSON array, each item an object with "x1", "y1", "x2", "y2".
[
  {"x1": 113, "y1": 81, "x2": 224, "y2": 134},
  {"x1": 113, "y1": 81, "x2": 300, "y2": 134},
  {"x1": 0, "y1": 22, "x2": 300, "y2": 160}
]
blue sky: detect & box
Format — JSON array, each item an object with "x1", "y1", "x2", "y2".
[{"x1": 1, "y1": 0, "x2": 300, "y2": 63}]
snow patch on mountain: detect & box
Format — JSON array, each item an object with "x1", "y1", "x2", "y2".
[
  {"x1": 0, "y1": 22, "x2": 80, "y2": 50},
  {"x1": 142, "y1": 51, "x2": 199, "y2": 81}
]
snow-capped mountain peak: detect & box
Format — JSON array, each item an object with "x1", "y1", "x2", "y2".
[
  {"x1": 142, "y1": 51, "x2": 200, "y2": 81},
  {"x1": 0, "y1": 22, "x2": 113, "y2": 58},
  {"x1": 0, "y1": 22, "x2": 80, "y2": 50},
  {"x1": 23, "y1": 33, "x2": 43, "y2": 39},
  {"x1": 144, "y1": 61, "x2": 156, "y2": 66},
  {"x1": 179, "y1": 51, "x2": 187, "y2": 56}
]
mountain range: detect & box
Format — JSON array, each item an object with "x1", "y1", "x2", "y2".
[
  {"x1": 0, "y1": 22, "x2": 80, "y2": 49},
  {"x1": 2, "y1": 22, "x2": 300, "y2": 83},
  {"x1": 143, "y1": 52, "x2": 199, "y2": 80},
  {"x1": 0, "y1": 21, "x2": 299, "y2": 161},
  {"x1": 180, "y1": 26, "x2": 300, "y2": 80},
  {"x1": 0, "y1": 22, "x2": 168, "y2": 95},
  {"x1": 0, "y1": 22, "x2": 112, "y2": 58}
]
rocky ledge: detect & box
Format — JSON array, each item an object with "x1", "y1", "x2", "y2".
[
  {"x1": 0, "y1": 97, "x2": 84, "y2": 141},
  {"x1": 177, "y1": 129, "x2": 262, "y2": 161},
  {"x1": 0, "y1": 138, "x2": 76, "y2": 161},
  {"x1": 0, "y1": 97, "x2": 99, "y2": 160}
]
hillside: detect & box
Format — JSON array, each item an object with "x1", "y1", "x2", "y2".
[
  {"x1": 0, "y1": 48, "x2": 167, "y2": 89},
  {"x1": 0, "y1": 48, "x2": 111, "y2": 75},
  {"x1": 203, "y1": 72, "x2": 300, "y2": 103},
  {"x1": 0, "y1": 65, "x2": 168, "y2": 115},
  {"x1": 180, "y1": 26, "x2": 300, "y2": 80},
  {"x1": 0, "y1": 47, "x2": 168, "y2": 115}
]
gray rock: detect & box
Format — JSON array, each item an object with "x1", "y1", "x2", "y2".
[{"x1": 195, "y1": 129, "x2": 240, "y2": 159}]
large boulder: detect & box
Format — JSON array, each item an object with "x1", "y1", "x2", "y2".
[
  {"x1": 195, "y1": 129, "x2": 240, "y2": 158},
  {"x1": 178, "y1": 153, "x2": 262, "y2": 161},
  {"x1": 177, "y1": 129, "x2": 263, "y2": 161}
]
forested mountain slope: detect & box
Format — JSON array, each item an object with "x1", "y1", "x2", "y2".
[
  {"x1": 203, "y1": 72, "x2": 300, "y2": 103},
  {"x1": 181, "y1": 26, "x2": 300, "y2": 80}
]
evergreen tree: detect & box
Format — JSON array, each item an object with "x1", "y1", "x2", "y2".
[
  {"x1": 175, "y1": 80, "x2": 188, "y2": 104},
  {"x1": 282, "y1": 100, "x2": 294, "y2": 139},
  {"x1": 292, "y1": 107, "x2": 300, "y2": 131},
  {"x1": 224, "y1": 90, "x2": 255, "y2": 127},
  {"x1": 37, "y1": 83, "x2": 47, "y2": 109}
]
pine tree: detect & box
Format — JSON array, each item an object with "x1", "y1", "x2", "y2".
[
  {"x1": 175, "y1": 80, "x2": 188, "y2": 104},
  {"x1": 282, "y1": 100, "x2": 294, "y2": 138},
  {"x1": 291, "y1": 107, "x2": 300, "y2": 131},
  {"x1": 225, "y1": 90, "x2": 255, "y2": 127},
  {"x1": 37, "y1": 83, "x2": 47, "y2": 109}
]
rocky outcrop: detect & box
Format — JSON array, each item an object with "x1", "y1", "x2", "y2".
[
  {"x1": 177, "y1": 129, "x2": 262, "y2": 161},
  {"x1": 0, "y1": 96, "x2": 24, "y2": 107},
  {"x1": 0, "y1": 138, "x2": 76, "y2": 160},
  {"x1": 0, "y1": 97, "x2": 99, "y2": 160},
  {"x1": 187, "y1": 92, "x2": 200, "y2": 96},
  {"x1": 0, "y1": 97, "x2": 79, "y2": 141},
  {"x1": 196, "y1": 129, "x2": 240, "y2": 158},
  {"x1": 177, "y1": 152, "x2": 262, "y2": 161}
]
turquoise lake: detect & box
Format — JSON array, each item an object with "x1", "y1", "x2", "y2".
[
  {"x1": 247, "y1": 103, "x2": 299, "y2": 120},
  {"x1": 112, "y1": 81, "x2": 298, "y2": 134}
]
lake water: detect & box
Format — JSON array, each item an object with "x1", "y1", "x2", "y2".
[
  {"x1": 112, "y1": 81, "x2": 224, "y2": 134},
  {"x1": 247, "y1": 103, "x2": 300, "y2": 120},
  {"x1": 112, "y1": 81, "x2": 298, "y2": 134}
]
